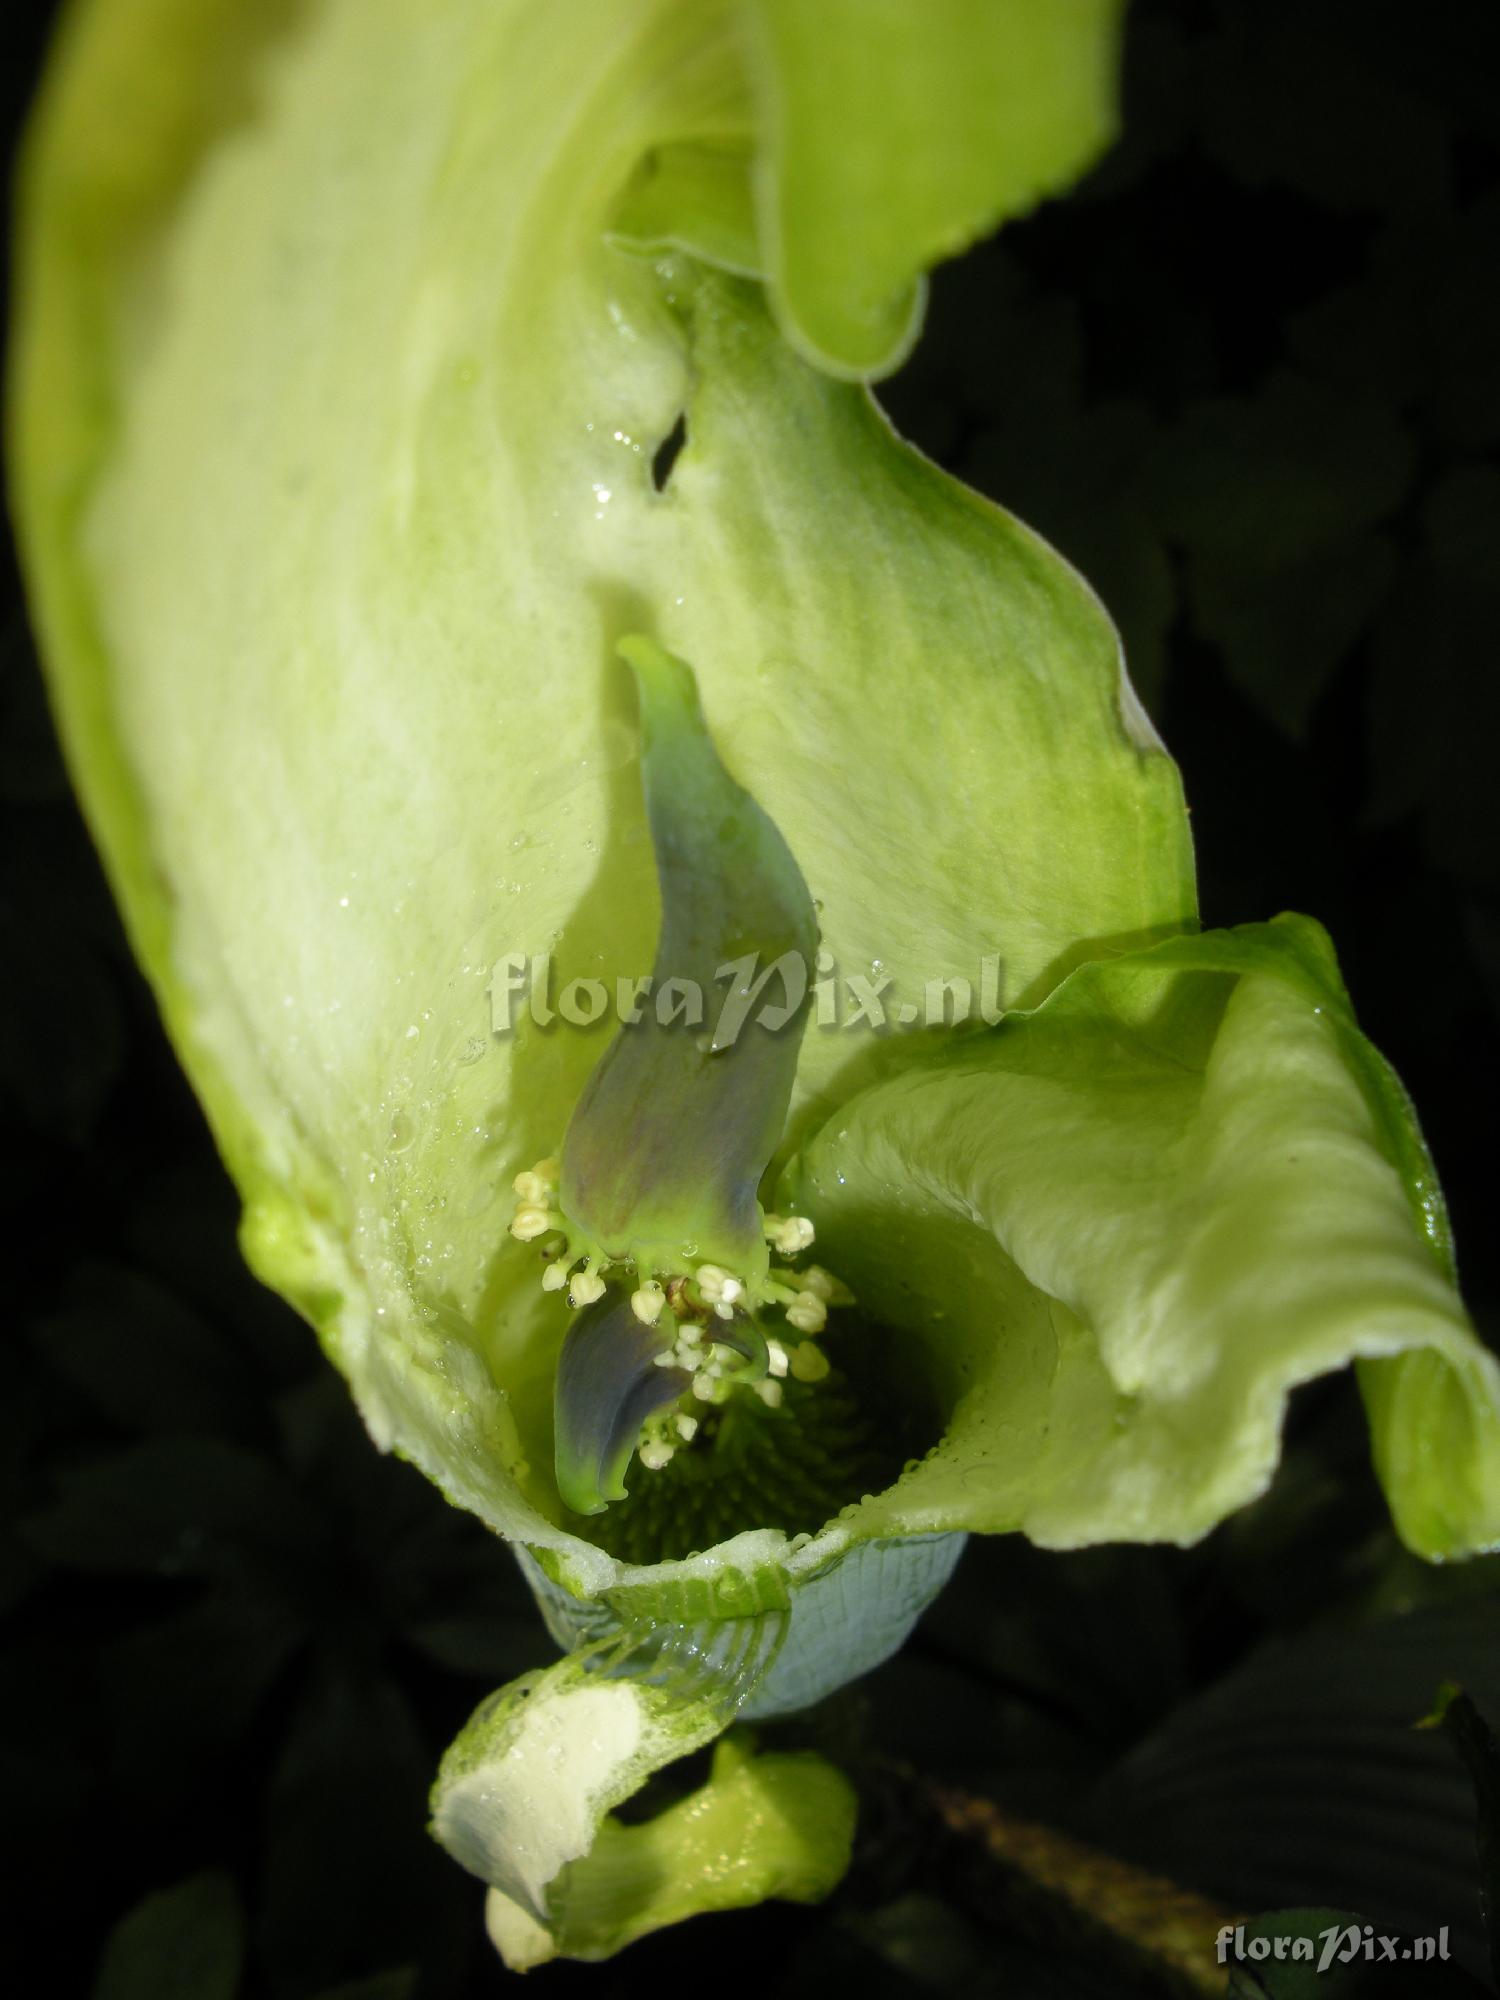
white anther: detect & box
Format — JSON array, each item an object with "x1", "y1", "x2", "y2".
[
  {"x1": 766, "y1": 1339, "x2": 789, "y2": 1379},
  {"x1": 692, "y1": 1371, "x2": 730, "y2": 1404},
  {"x1": 638, "y1": 1439, "x2": 675, "y2": 1471},
  {"x1": 696, "y1": 1264, "x2": 745, "y2": 1309},
  {"x1": 568, "y1": 1270, "x2": 606, "y2": 1308},
  {"x1": 756, "y1": 1378, "x2": 784, "y2": 1408},
  {"x1": 713, "y1": 1301, "x2": 736, "y2": 1320},
  {"x1": 653, "y1": 1350, "x2": 680, "y2": 1368},
  {"x1": 785, "y1": 1291, "x2": 827, "y2": 1333},
  {"x1": 631, "y1": 1281, "x2": 665, "y2": 1326},
  {"x1": 773, "y1": 1215, "x2": 815, "y2": 1257},
  {"x1": 675, "y1": 1414, "x2": 699, "y2": 1443},
  {"x1": 541, "y1": 1262, "x2": 569, "y2": 1292},
  {"x1": 790, "y1": 1340, "x2": 830, "y2": 1383},
  {"x1": 512, "y1": 1170, "x2": 549, "y2": 1205},
  {"x1": 510, "y1": 1205, "x2": 551, "y2": 1242}
]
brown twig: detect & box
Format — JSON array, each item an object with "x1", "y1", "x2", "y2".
[{"x1": 885, "y1": 1761, "x2": 1235, "y2": 1997}]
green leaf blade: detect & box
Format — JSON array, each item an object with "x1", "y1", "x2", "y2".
[{"x1": 92, "y1": 1873, "x2": 244, "y2": 2000}]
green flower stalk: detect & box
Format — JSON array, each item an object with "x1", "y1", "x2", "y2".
[{"x1": 11, "y1": 0, "x2": 1500, "y2": 1968}]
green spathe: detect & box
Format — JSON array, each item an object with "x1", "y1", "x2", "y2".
[
  {"x1": 11, "y1": 0, "x2": 1499, "y2": 1969},
  {"x1": 783, "y1": 916, "x2": 1500, "y2": 1561},
  {"x1": 10, "y1": 0, "x2": 1192, "y2": 1581},
  {"x1": 747, "y1": 0, "x2": 1127, "y2": 376}
]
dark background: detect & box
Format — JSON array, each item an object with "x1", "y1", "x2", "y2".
[{"x1": 4, "y1": 2, "x2": 1500, "y2": 1995}]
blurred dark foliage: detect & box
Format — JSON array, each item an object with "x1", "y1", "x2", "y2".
[{"x1": 5, "y1": 1, "x2": 1500, "y2": 1995}]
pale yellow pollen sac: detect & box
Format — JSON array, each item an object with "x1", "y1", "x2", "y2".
[
  {"x1": 631, "y1": 1280, "x2": 666, "y2": 1326},
  {"x1": 766, "y1": 1338, "x2": 789, "y2": 1379},
  {"x1": 790, "y1": 1340, "x2": 830, "y2": 1383},
  {"x1": 755, "y1": 1378, "x2": 784, "y2": 1408},
  {"x1": 638, "y1": 1437, "x2": 676, "y2": 1472},
  {"x1": 568, "y1": 1267, "x2": 606, "y2": 1308},
  {"x1": 540, "y1": 1261, "x2": 570, "y2": 1293},
  {"x1": 674, "y1": 1413, "x2": 699, "y2": 1442},
  {"x1": 669, "y1": 1323, "x2": 704, "y2": 1370},
  {"x1": 772, "y1": 1215, "x2": 816, "y2": 1257},
  {"x1": 785, "y1": 1290, "x2": 828, "y2": 1334},
  {"x1": 695, "y1": 1263, "x2": 744, "y2": 1311},
  {"x1": 692, "y1": 1370, "x2": 731, "y2": 1405},
  {"x1": 800, "y1": 1264, "x2": 854, "y2": 1306},
  {"x1": 510, "y1": 1204, "x2": 552, "y2": 1242},
  {"x1": 512, "y1": 1155, "x2": 559, "y2": 1202}
]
